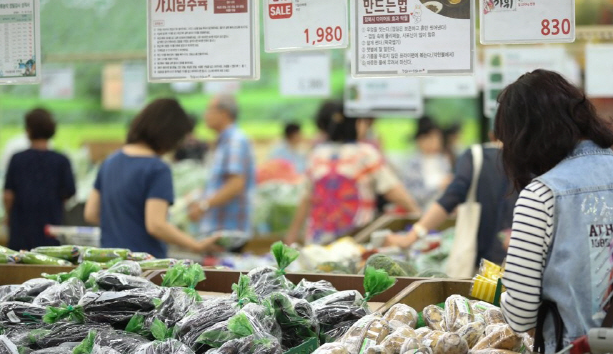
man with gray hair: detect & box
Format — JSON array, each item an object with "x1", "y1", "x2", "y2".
[{"x1": 188, "y1": 95, "x2": 256, "y2": 251}]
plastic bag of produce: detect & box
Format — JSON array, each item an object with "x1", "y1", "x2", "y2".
[
  {"x1": 43, "y1": 262, "x2": 101, "y2": 284},
  {"x1": 312, "y1": 291, "x2": 369, "y2": 343},
  {"x1": 161, "y1": 263, "x2": 205, "y2": 300},
  {"x1": 0, "y1": 335, "x2": 18, "y2": 354},
  {"x1": 31, "y1": 246, "x2": 82, "y2": 263},
  {"x1": 127, "y1": 253, "x2": 154, "y2": 262},
  {"x1": 231, "y1": 274, "x2": 259, "y2": 309},
  {"x1": 289, "y1": 280, "x2": 337, "y2": 302},
  {"x1": 138, "y1": 259, "x2": 178, "y2": 269},
  {"x1": 31, "y1": 348, "x2": 74, "y2": 354},
  {"x1": 312, "y1": 343, "x2": 350, "y2": 354},
  {"x1": 95, "y1": 329, "x2": 149, "y2": 353},
  {"x1": 0, "y1": 254, "x2": 19, "y2": 264},
  {"x1": 34, "y1": 323, "x2": 112, "y2": 349},
  {"x1": 106, "y1": 261, "x2": 142, "y2": 276},
  {"x1": 471, "y1": 325, "x2": 522, "y2": 352},
  {"x1": 423, "y1": 305, "x2": 446, "y2": 331},
  {"x1": 383, "y1": 304, "x2": 419, "y2": 330},
  {"x1": 87, "y1": 273, "x2": 157, "y2": 292},
  {"x1": 457, "y1": 321, "x2": 485, "y2": 349},
  {"x1": 17, "y1": 253, "x2": 72, "y2": 266},
  {"x1": 246, "y1": 242, "x2": 297, "y2": 299},
  {"x1": 81, "y1": 248, "x2": 129, "y2": 263},
  {"x1": 0, "y1": 286, "x2": 20, "y2": 302},
  {"x1": 79, "y1": 288, "x2": 163, "y2": 327},
  {"x1": 0, "y1": 302, "x2": 46, "y2": 325},
  {"x1": 176, "y1": 298, "x2": 238, "y2": 350},
  {"x1": 268, "y1": 292, "x2": 319, "y2": 350},
  {"x1": 431, "y1": 332, "x2": 468, "y2": 354},
  {"x1": 380, "y1": 326, "x2": 417, "y2": 353},
  {"x1": 1, "y1": 278, "x2": 58, "y2": 303},
  {"x1": 364, "y1": 254, "x2": 417, "y2": 277},
  {"x1": 134, "y1": 339, "x2": 195, "y2": 354},
  {"x1": 341, "y1": 315, "x2": 391, "y2": 353},
  {"x1": 43, "y1": 303, "x2": 87, "y2": 324},
  {"x1": 33, "y1": 278, "x2": 85, "y2": 307},
  {"x1": 445, "y1": 295, "x2": 475, "y2": 332},
  {"x1": 0, "y1": 246, "x2": 18, "y2": 255},
  {"x1": 203, "y1": 334, "x2": 282, "y2": 354},
  {"x1": 144, "y1": 287, "x2": 197, "y2": 329}
]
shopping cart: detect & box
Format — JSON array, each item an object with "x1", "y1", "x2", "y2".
[
  {"x1": 45, "y1": 225, "x2": 101, "y2": 247},
  {"x1": 555, "y1": 328, "x2": 613, "y2": 354}
]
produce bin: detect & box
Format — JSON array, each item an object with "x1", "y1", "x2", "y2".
[
  {"x1": 354, "y1": 214, "x2": 457, "y2": 244},
  {"x1": 376, "y1": 278, "x2": 474, "y2": 313}
]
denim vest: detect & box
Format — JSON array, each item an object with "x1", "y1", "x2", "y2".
[{"x1": 536, "y1": 141, "x2": 613, "y2": 352}]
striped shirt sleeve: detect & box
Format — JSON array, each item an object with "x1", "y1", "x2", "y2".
[{"x1": 501, "y1": 180, "x2": 554, "y2": 333}]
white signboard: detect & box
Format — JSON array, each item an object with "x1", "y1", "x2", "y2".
[
  {"x1": 279, "y1": 52, "x2": 331, "y2": 97},
  {"x1": 204, "y1": 81, "x2": 241, "y2": 94},
  {"x1": 480, "y1": 0, "x2": 575, "y2": 44},
  {"x1": 483, "y1": 46, "x2": 573, "y2": 118},
  {"x1": 344, "y1": 76, "x2": 423, "y2": 117},
  {"x1": 585, "y1": 44, "x2": 613, "y2": 98},
  {"x1": 264, "y1": 0, "x2": 348, "y2": 52},
  {"x1": 351, "y1": 0, "x2": 475, "y2": 77},
  {"x1": 147, "y1": 0, "x2": 259, "y2": 82},
  {"x1": 122, "y1": 63, "x2": 147, "y2": 110},
  {"x1": 421, "y1": 75, "x2": 478, "y2": 98},
  {"x1": 0, "y1": 0, "x2": 41, "y2": 85},
  {"x1": 40, "y1": 67, "x2": 74, "y2": 100}
]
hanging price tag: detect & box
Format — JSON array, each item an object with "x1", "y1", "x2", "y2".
[
  {"x1": 279, "y1": 52, "x2": 331, "y2": 97},
  {"x1": 264, "y1": 0, "x2": 348, "y2": 53},
  {"x1": 480, "y1": 0, "x2": 575, "y2": 44}
]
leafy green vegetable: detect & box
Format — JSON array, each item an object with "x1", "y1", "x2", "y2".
[
  {"x1": 161, "y1": 263, "x2": 205, "y2": 300},
  {"x1": 364, "y1": 254, "x2": 417, "y2": 277},
  {"x1": 232, "y1": 274, "x2": 259, "y2": 308},
  {"x1": 43, "y1": 261, "x2": 102, "y2": 283},
  {"x1": 72, "y1": 330, "x2": 96, "y2": 354},
  {"x1": 43, "y1": 304, "x2": 85, "y2": 324},
  {"x1": 271, "y1": 241, "x2": 299, "y2": 275},
  {"x1": 228, "y1": 312, "x2": 255, "y2": 338},
  {"x1": 31, "y1": 245, "x2": 82, "y2": 262},
  {"x1": 125, "y1": 314, "x2": 150, "y2": 337},
  {"x1": 150, "y1": 318, "x2": 175, "y2": 341},
  {"x1": 363, "y1": 266, "x2": 396, "y2": 303}
]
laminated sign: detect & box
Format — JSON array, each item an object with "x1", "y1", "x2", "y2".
[
  {"x1": 480, "y1": 0, "x2": 575, "y2": 44},
  {"x1": 350, "y1": 0, "x2": 475, "y2": 77},
  {"x1": 264, "y1": 0, "x2": 349, "y2": 52},
  {"x1": 147, "y1": 0, "x2": 260, "y2": 82},
  {"x1": 0, "y1": 0, "x2": 41, "y2": 85}
]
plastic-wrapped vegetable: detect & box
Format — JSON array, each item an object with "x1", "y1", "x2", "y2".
[
  {"x1": 31, "y1": 246, "x2": 82, "y2": 263},
  {"x1": 34, "y1": 323, "x2": 112, "y2": 349},
  {"x1": 0, "y1": 302, "x2": 46, "y2": 325},
  {"x1": 312, "y1": 343, "x2": 350, "y2": 354},
  {"x1": 176, "y1": 298, "x2": 238, "y2": 350},
  {"x1": 43, "y1": 262, "x2": 101, "y2": 283},
  {"x1": 288, "y1": 280, "x2": 337, "y2": 302},
  {"x1": 31, "y1": 348, "x2": 74, "y2": 354},
  {"x1": 0, "y1": 246, "x2": 18, "y2": 255},
  {"x1": 4, "y1": 279, "x2": 57, "y2": 302},
  {"x1": 399, "y1": 337, "x2": 421, "y2": 352},
  {"x1": 106, "y1": 261, "x2": 142, "y2": 276},
  {"x1": 0, "y1": 286, "x2": 20, "y2": 302},
  {"x1": 0, "y1": 335, "x2": 18, "y2": 354},
  {"x1": 383, "y1": 304, "x2": 419, "y2": 330},
  {"x1": 88, "y1": 273, "x2": 157, "y2": 292},
  {"x1": 138, "y1": 259, "x2": 178, "y2": 269},
  {"x1": 134, "y1": 339, "x2": 195, "y2": 354},
  {"x1": 81, "y1": 248, "x2": 129, "y2": 263},
  {"x1": 17, "y1": 252, "x2": 72, "y2": 266},
  {"x1": 423, "y1": 305, "x2": 446, "y2": 331},
  {"x1": 203, "y1": 335, "x2": 282, "y2": 354},
  {"x1": 364, "y1": 345, "x2": 387, "y2": 354},
  {"x1": 33, "y1": 278, "x2": 85, "y2": 307},
  {"x1": 3, "y1": 323, "x2": 45, "y2": 347},
  {"x1": 160, "y1": 263, "x2": 205, "y2": 300},
  {"x1": 231, "y1": 275, "x2": 259, "y2": 309},
  {"x1": 432, "y1": 332, "x2": 468, "y2": 354},
  {"x1": 341, "y1": 315, "x2": 391, "y2": 353},
  {"x1": 471, "y1": 325, "x2": 522, "y2": 352},
  {"x1": 457, "y1": 321, "x2": 485, "y2": 348},
  {"x1": 127, "y1": 253, "x2": 154, "y2": 262},
  {"x1": 0, "y1": 254, "x2": 18, "y2": 264},
  {"x1": 445, "y1": 295, "x2": 474, "y2": 332},
  {"x1": 380, "y1": 327, "x2": 417, "y2": 354},
  {"x1": 245, "y1": 242, "x2": 298, "y2": 299},
  {"x1": 79, "y1": 288, "x2": 163, "y2": 327},
  {"x1": 144, "y1": 287, "x2": 197, "y2": 328},
  {"x1": 312, "y1": 291, "x2": 369, "y2": 343},
  {"x1": 268, "y1": 292, "x2": 319, "y2": 350}
]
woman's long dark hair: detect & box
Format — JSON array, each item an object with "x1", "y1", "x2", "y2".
[{"x1": 495, "y1": 69, "x2": 613, "y2": 191}]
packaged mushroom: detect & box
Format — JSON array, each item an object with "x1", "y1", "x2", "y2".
[
  {"x1": 341, "y1": 315, "x2": 391, "y2": 353},
  {"x1": 445, "y1": 295, "x2": 475, "y2": 332},
  {"x1": 383, "y1": 304, "x2": 419, "y2": 330},
  {"x1": 422, "y1": 305, "x2": 446, "y2": 331},
  {"x1": 432, "y1": 332, "x2": 469, "y2": 354},
  {"x1": 312, "y1": 343, "x2": 350, "y2": 354},
  {"x1": 380, "y1": 326, "x2": 417, "y2": 354},
  {"x1": 457, "y1": 321, "x2": 486, "y2": 348},
  {"x1": 472, "y1": 325, "x2": 523, "y2": 352}
]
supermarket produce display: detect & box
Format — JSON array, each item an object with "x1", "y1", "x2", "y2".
[{"x1": 0, "y1": 241, "x2": 535, "y2": 354}]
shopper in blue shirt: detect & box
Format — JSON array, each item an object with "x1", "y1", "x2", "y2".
[
  {"x1": 188, "y1": 95, "x2": 256, "y2": 250},
  {"x1": 84, "y1": 98, "x2": 220, "y2": 258},
  {"x1": 3, "y1": 108, "x2": 76, "y2": 250}
]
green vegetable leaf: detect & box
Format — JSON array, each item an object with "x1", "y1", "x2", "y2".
[
  {"x1": 28, "y1": 329, "x2": 51, "y2": 344},
  {"x1": 271, "y1": 241, "x2": 299, "y2": 274},
  {"x1": 72, "y1": 330, "x2": 96, "y2": 354},
  {"x1": 43, "y1": 305, "x2": 85, "y2": 324},
  {"x1": 227, "y1": 313, "x2": 254, "y2": 338},
  {"x1": 161, "y1": 263, "x2": 206, "y2": 289},
  {"x1": 363, "y1": 266, "x2": 396, "y2": 303},
  {"x1": 43, "y1": 261, "x2": 102, "y2": 284},
  {"x1": 125, "y1": 314, "x2": 149, "y2": 337},
  {"x1": 150, "y1": 318, "x2": 174, "y2": 341},
  {"x1": 232, "y1": 274, "x2": 259, "y2": 308}
]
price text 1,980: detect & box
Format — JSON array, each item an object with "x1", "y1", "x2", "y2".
[
  {"x1": 541, "y1": 19, "x2": 571, "y2": 36},
  {"x1": 304, "y1": 26, "x2": 343, "y2": 45}
]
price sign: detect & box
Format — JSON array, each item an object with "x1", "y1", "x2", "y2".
[
  {"x1": 264, "y1": 0, "x2": 348, "y2": 52},
  {"x1": 480, "y1": 0, "x2": 575, "y2": 44},
  {"x1": 344, "y1": 75, "x2": 423, "y2": 117},
  {"x1": 279, "y1": 52, "x2": 331, "y2": 97},
  {"x1": 421, "y1": 76, "x2": 478, "y2": 98},
  {"x1": 585, "y1": 44, "x2": 613, "y2": 98},
  {"x1": 147, "y1": 0, "x2": 259, "y2": 82}
]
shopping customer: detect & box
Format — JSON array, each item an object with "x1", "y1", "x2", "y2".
[
  {"x1": 285, "y1": 100, "x2": 421, "y2": 245},
  {"x1": 84, "y1": 98, "x2": 220, "y2": 258},
  {"x1": 494, "y1": 70, "x2": 613, "y2": 353},
  {"x1": 268, "y1": 122, "x2": 307, "y2": 173},
  {"x1": 4, "y1": 108, "x2": 76, "y2": 250},
  {"x1": 188, "y1": 95, "x2": 256, "y2": 251}
]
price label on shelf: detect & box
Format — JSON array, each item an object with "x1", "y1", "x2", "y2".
[
  {"x1": 480, "y1": 0, "x2": 575, "y2": 44},
  {"x1": 264, "y1": 0, "x2": 348, "y2": 52},
  {"x1": 279, "y1": 52, "x2": 331, "y2": 97}
]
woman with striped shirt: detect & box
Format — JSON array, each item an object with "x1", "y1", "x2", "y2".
[{"x1": 495, "y1": 70, "x2": 613, "y2": 353}]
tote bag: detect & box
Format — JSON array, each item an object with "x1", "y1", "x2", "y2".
[{"x1": 445, "y1": 145, "x2": 483, "y2": 278}]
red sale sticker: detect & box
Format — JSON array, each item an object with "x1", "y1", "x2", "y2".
[{"x1": 269, "y1": 1, "x2": 292, "y2": 19}]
